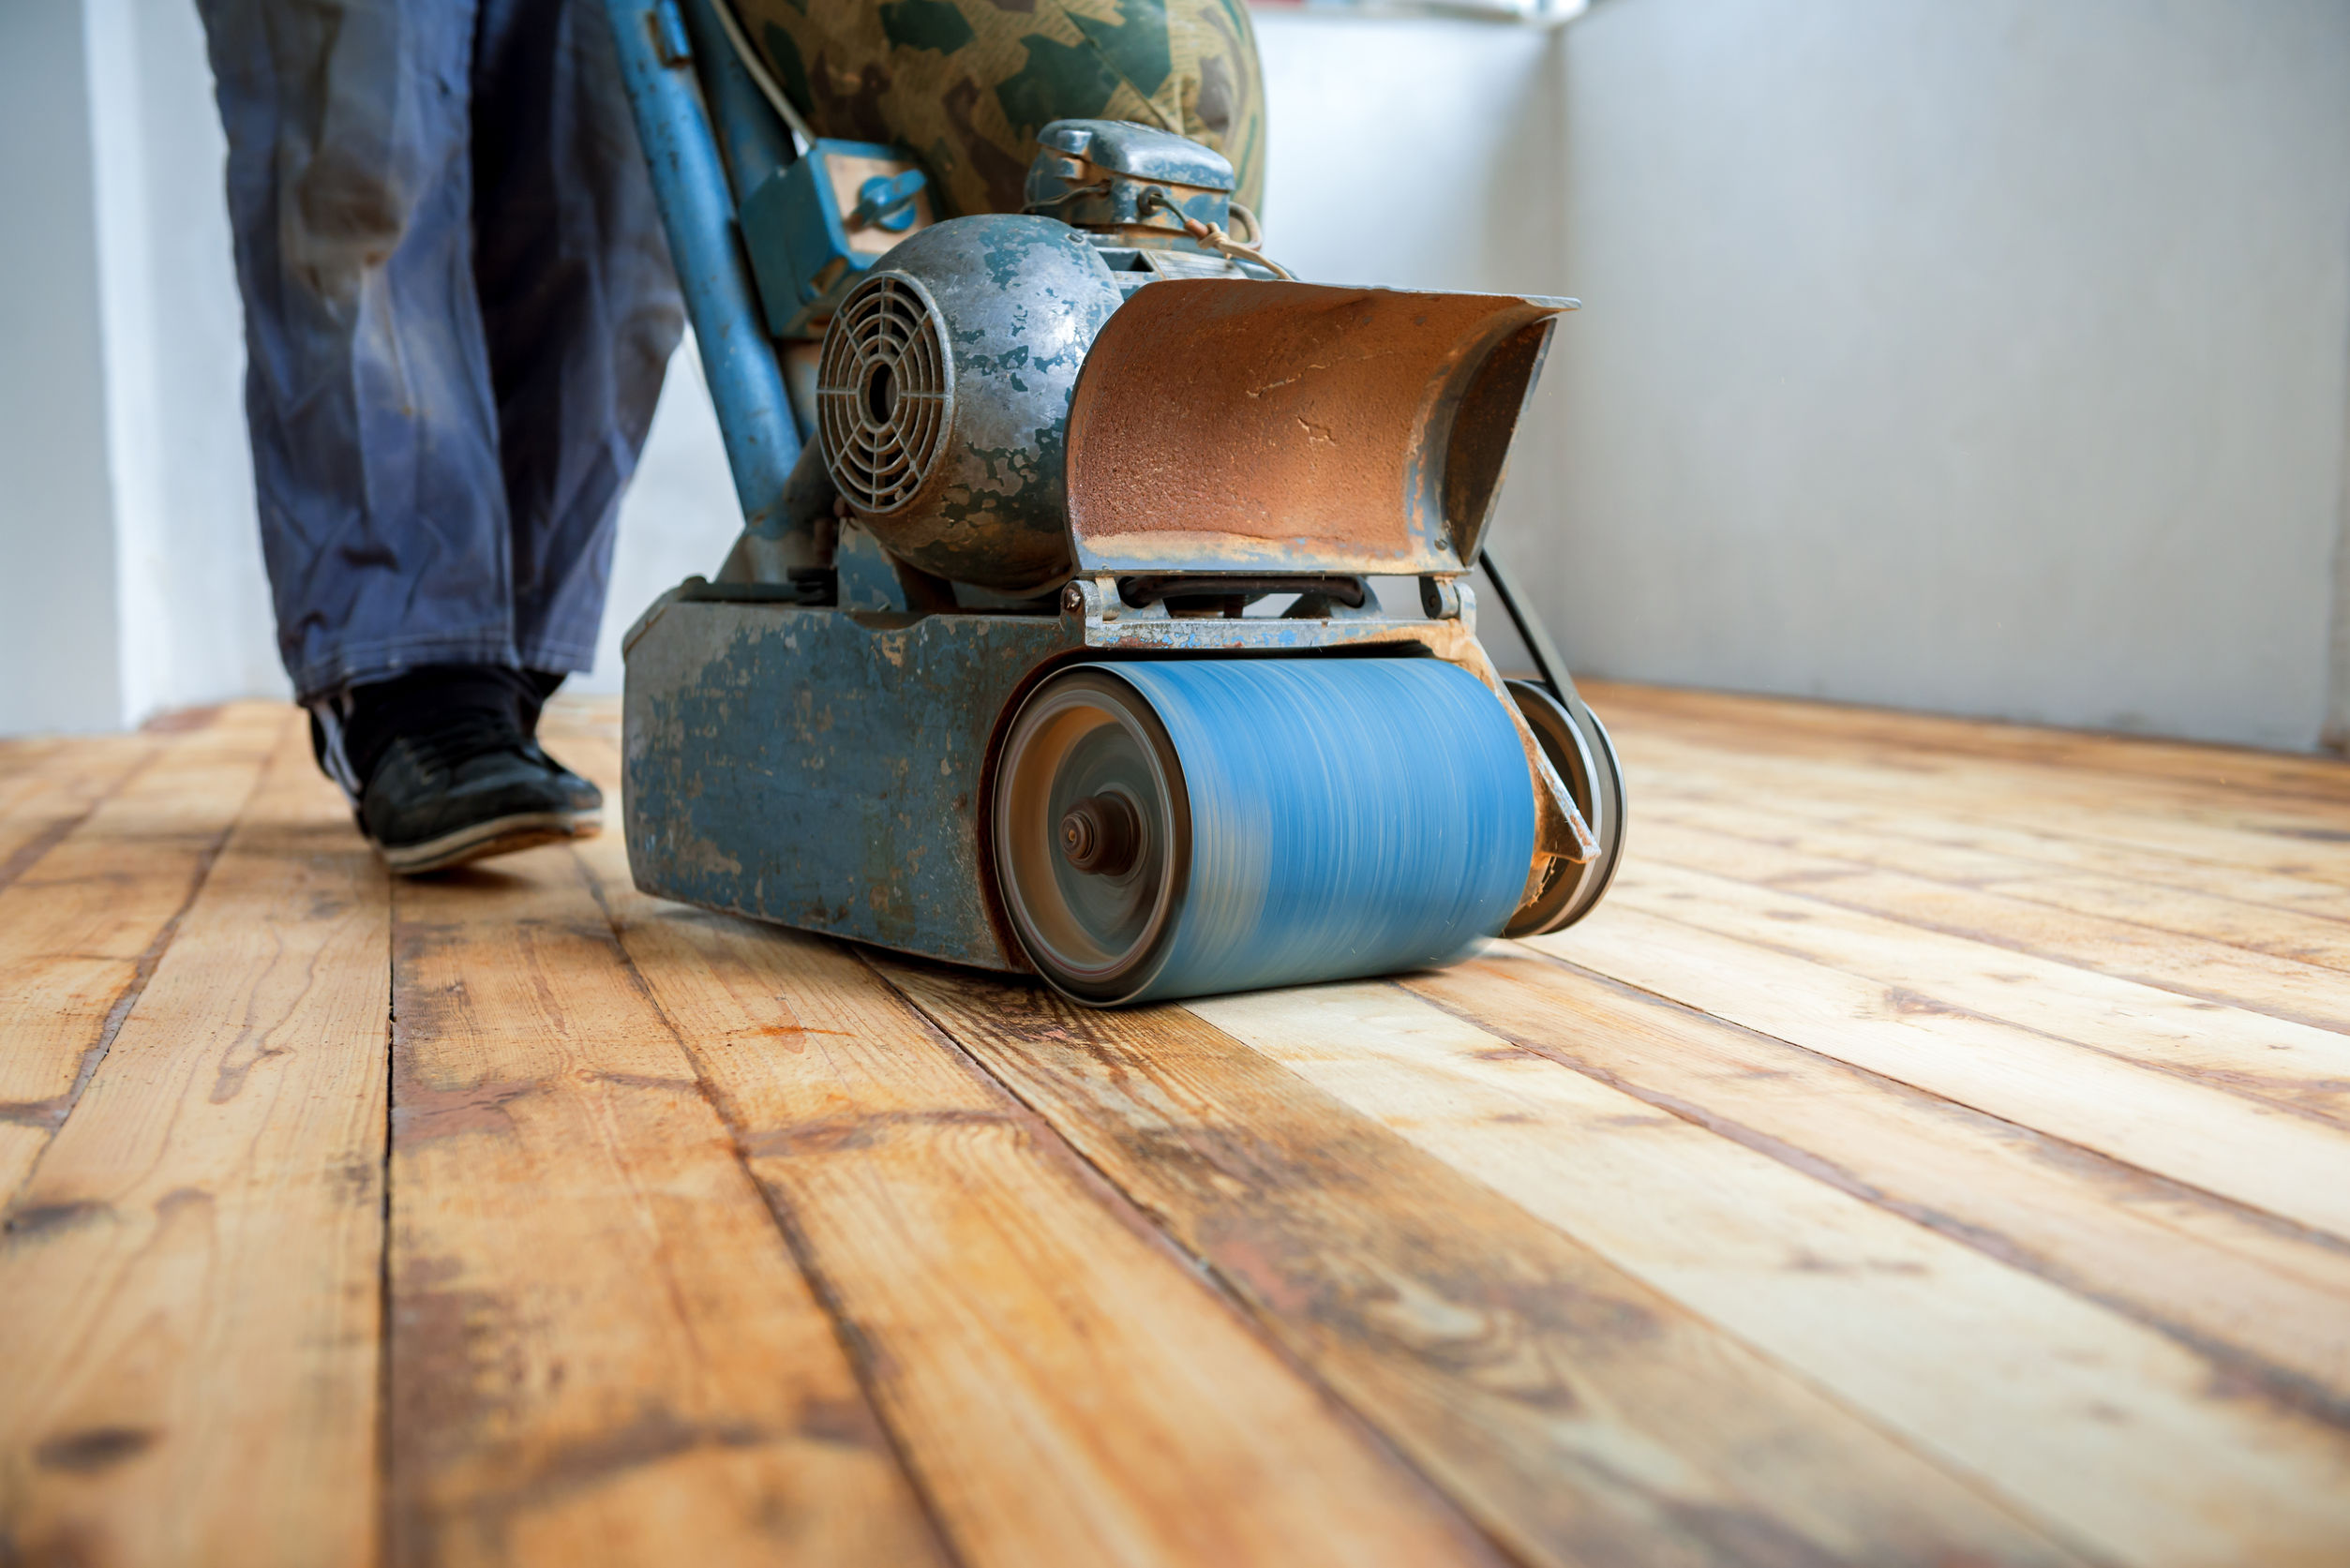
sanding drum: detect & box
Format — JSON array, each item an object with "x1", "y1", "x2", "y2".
[{"x1": 994, "y1": 658, "x2": 1536, "y2": 1004}]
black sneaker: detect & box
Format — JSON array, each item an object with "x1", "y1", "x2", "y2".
[
  {"x1": 521, "y1": 739, "x2": 604, "y2": 815},
  {"x1": 312, "y1": 665, "x2": 602, "y2": 874},
  {"x1": 509, "y1": 668, "x2": 606, "y2": 815}
]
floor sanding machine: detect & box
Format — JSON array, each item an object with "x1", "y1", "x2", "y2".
[{"x1": 604, "y1": 0, "x2": 1626, "y2": 1005}]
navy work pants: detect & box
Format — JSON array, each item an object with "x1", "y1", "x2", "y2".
[{"x1": 198, "y1": 0, "x2": 684, "y2": 700}]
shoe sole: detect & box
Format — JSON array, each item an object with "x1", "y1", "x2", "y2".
[{"x1": 379, "y1": 809, "x2": 602, "y2": 874}]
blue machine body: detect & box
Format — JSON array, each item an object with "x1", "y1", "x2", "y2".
[
  {"x1": 620, "y1": 584, "x2": 1540, "y2": 977},
  {"x1": 600, "y1": 0, "x2": 1618, "y2": 1003},
  {"x1": 622, "y1": 596, "x2": 1064, "y2": 964},
  {"x1": 741, "y1": 140, "x2": 940, "y2": 339}
]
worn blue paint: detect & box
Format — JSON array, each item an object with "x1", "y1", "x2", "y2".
[
  {"x1": 624, "y1": 599, "x2": 1072, "y2": 967},
  {"x1": 832, "y1": 525, "x2": 919, "y2": 611},
  {"x1": 671, "y1": 0, "x2": 796, "y2": 208},
  {"x1": 856, "y1": 171, "x2": 930, "y2": 231},
  {"x1": 1100, "y1": 658, "x2": 1535, "y2": 1003},
  {"x1": 606, "y1": 88, "x2": 1598, "y2": 1001},
  {"x1": 623, "y1": 590, "x2": 1540, "y2": 994},
  {"x1": 741, "y1": 141, "x2": 934, "y2": 339},
  {"x1": 601, "y1": 0, "x2": 802, "y2": 526}
]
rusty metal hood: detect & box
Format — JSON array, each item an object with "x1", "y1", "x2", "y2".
[{"x1": 1064, "y1": 279, "x2": 1574, "y2": 579}]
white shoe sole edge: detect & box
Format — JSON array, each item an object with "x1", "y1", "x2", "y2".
[{"x1": 378, "y1": 809, "x2": 602, "y2": 874}]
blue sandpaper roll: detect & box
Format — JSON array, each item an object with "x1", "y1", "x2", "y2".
[{"x1": 1099, "y1": 657, "x2": 1534, "y2": 1004}]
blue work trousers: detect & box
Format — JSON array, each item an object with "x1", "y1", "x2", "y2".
[{"x1": 198, "y1": 0, "x2": 684, "y2": 699}]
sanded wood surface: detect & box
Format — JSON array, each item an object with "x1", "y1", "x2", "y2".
[{"x1": 4, "y1": 686, "x2": 2349, "y2": 1566}]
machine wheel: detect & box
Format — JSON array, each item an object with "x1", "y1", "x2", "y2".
[
  {"x1": 993, "y1": 658, "x2": 1537, "y2": 1006},
  {"x1": 1504, "y1": 680, "x2": 1628, "y2": 936},
  {"x1": 991, "y1": 669, "x2": 1190, "y2": 1005}
]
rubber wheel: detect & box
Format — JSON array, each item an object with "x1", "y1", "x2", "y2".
[
  {"x1": 1504, "y1": 680, "x2": 1628, "y2": 936},
  {"x1": 992, "y1": 669, "x2": 1189, "y2": 1004}
]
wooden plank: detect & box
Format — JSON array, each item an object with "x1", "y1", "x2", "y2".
[
  {"x1": 1634, "y1": 766, "x2": 2350, "y2": 921},
  {"x1": 1537, "y1": 902, "x2": 2350, "y2": 1239},
  {"x1": 0, "y1": 733, "x2": 157, "y2": 896},
  {"x1": 884, "y1": 962, "x2": 2083, "y2": 1568},
  {"x1": 387, "y1": 847, "x2": 946, "y2": 1566},
  {"x1": 1409, "y1": 945, "x2": 2350, "y2": 1408},
  {"x1": 568, "y1": 784, "x2": 1499, "y2": 1568},
  {"x1": 0, "y1": 706, "x2": 287, "y2": 1207},
  {"x1": 0, "y1": 735, "x2": 66, "y2": 773},
  {"x1": 1613, "y1": 726, "x2": 2350, "y2": 889},
  {"x1": 0, "y1": 717, "x2": 389, "y2": 1567},
  {"x1": 1189, "y1": 978, "x2": 2350, "y2": 1567},
  {"x1": 1636, "y1": 786, "x2": 2350, "y2": 969},
  {"x1": 1583, "y1": 679, "x2": 2350, "y2": 809},
  {"x1": 1625, "y1": 816, "x2": 2350, "y2": 1035},
  {"x1": 1594, "y1": 858, "x2": 2350, "y2": 1127}
]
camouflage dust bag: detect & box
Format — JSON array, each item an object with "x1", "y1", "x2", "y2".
[{"x1": 730, "y1": 0, "x2": 1267, "y2": 218}]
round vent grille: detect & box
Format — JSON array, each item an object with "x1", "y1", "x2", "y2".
[{"x1": 817, "y1": 274, "x2": 950, "y2": 514}]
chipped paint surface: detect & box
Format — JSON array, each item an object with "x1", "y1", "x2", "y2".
[
  {"x1": 828, "y1": 217, "x2": 1122, "y2": 593},
  {"x1": 625, "y1": 603, "x2": 1073, "y2": 966},
  {"x1": 623, "y1": 590, "x2": 1587, "y2": 967}
]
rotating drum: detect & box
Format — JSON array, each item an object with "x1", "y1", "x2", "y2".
[{"x1": 992, "y1": 657, "x2": 1535, "y2": 1005}]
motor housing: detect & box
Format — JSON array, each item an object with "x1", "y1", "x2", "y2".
[{"x1": 816, "y1": 215, "x2": 1122, "y2": 594}]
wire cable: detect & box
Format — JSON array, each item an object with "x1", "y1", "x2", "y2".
[{"x1": 703, "y1": 0, "x2": 816, "y2": 149}]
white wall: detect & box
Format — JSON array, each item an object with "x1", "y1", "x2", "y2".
[
  {"x1": 1251, "y1": 9, "x2": 1562, "y2": 299},
  {"x1": 0, "y1": 0, "x2": 126, "y2": 733},
  {"x1": 582, "y1": 345, "x2": 741, "y2": 694},
  {"x1": 1544, "y1": 0, "x2": 2350, "y2": 751},
  {"x1": 97, "y1": 0, "x2": 286, "y2": 718},
  {"x1": 0, "y1": 0, "x2": 285, "y2": 734}
]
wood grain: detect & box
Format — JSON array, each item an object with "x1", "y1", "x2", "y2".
[
  {"x1": 1582, "y1": 679, "x2": 2350, "y2": 810},
  {"x1": 1641, "y1": 768, "x2": 2350, "y2": 921},
  {"x1": 7, "y1": 685, "x2": 2345, "y2": 1566},
  {"x1": 1632, "y1": 788, "x2": 2350, "y2": 970},
  {"x1": 1626, "y1": 815, "x2": 2350, "y2": 1034},
  {"x1": 0, "y1": 705, "x2": 285, "y2": 1207},
  {"x1": 0, "y1": 732, "x2": 157, "y2": 896},
  {"x1": 570, "y1": 742, "x2": 1496, "y2": 1568},
  {"x1": 1612, "y1": 725, "x2": 2350, "y2": 890},
  {"x1": 1592, "y1": 858, "x2": 2350, "y2": 1128},
  {"x1": 0, "y1": 720, "x2": 388, "y2": 1567},
  {"x1": 1190, "y1": 978, "x2": 2350, "y2": 1567},
  {"x1": 885, "y1": 962, "x2": 2083, "y2": 1568},
  {"x1": 1538, "y1": 902, "x2": 2350, "y2": 1238},
  {"x1": 1406, "y1": 945, "x2": 2350, "y2": 1413},
  {"x1": 386, "y1": 843, "x2": 942, "y2": 1568}
]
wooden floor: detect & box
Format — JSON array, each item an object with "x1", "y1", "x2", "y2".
[{"x1": 4, "y1": 684, "x2": 2350, "y2": 1566}]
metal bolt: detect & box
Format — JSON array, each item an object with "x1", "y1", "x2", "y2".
[
  {"x1": 1058, "y1": 794, "x2": 1142, "y2": 876},
  {"x1": 1062, "y1": 582, "x2": 1084, "y2": 612}
]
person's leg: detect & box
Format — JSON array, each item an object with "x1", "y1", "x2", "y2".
[
  {"x1": 198, "y1": 0, "x2": 516, "y2": 704},
  {"x1": 471, "y1": 0, "x2": 684, "y2": 688},
  {"x1": 202, "y1": 0, "x2": 606, "y2": 870}
]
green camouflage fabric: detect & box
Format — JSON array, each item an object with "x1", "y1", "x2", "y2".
[{"x1": 730, "y1": 0, "x2": 1266, "y2": 219}]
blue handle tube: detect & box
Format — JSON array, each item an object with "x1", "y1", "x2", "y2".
[
  {"x1": 673, "y1": 0, "x2": 797, "y2": 208},
  {"x1": 601, "y1": 0, "x2": 802, "y2": 528}
]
